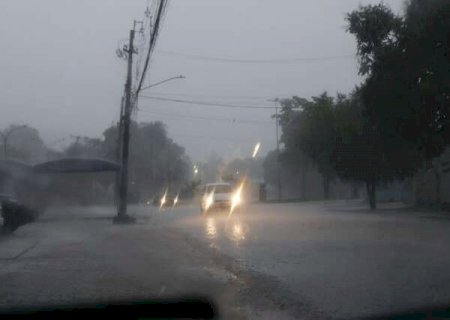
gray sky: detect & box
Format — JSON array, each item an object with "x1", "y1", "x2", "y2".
[{"x1": 0, "y1": 0, "x2": 404, "y2": 162}]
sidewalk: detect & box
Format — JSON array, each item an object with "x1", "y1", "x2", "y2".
[
  {"x1": 323, "y1": 199, "x2": 450, "y2": 220},
  {"x1": 0, "y1": 205, "x2": 301, "y2": 320}
]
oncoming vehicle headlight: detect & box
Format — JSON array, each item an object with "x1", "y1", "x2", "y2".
[
  {"x1": 160, "y1": 192, "x2": 167, "y2": 209},
  {"x1": 205, "y1": 193, "x2": 214, "y2": 210},
  {"x1": 230, "y1": 182, "x2": 244, "y2": 215},
  {"x1": 231, "y1": 193, "x2": 241, "y2": 207}
]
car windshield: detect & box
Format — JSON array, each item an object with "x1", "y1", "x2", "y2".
[
  {"x1": 206, "y1": 185, "x2": 231, "y2": 193},
  {"x1": 0, "y1": 0, "x2": 449, "y2": 319}
]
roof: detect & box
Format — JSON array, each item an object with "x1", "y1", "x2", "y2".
[
  {"x1": 0, "y1": 159, "x2": 31, "y2": 177},
  {"x1": 32, "y1": 158, "x2": 120, "y2": 173}
]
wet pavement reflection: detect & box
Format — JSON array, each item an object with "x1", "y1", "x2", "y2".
[
  {"x1": 202, "y1": 210, "x2": 249, "y2": 247},
  {"x1": 205, "y1": 217, "x2": 217, "y2": 239},
  {"x1": 149, "y1": 201, "x2": 450, "y2": 319}
]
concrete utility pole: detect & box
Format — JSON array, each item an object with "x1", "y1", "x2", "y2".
[
  {"x1": 275, "y1": 105, "x2": 282, "y2": 201},
  {"x1": 117, "y1": 95, "x2": 125, "y2": 162},
  {"x1": 115, "y1": 26, "x2": 137, "y2": 223},
  {"x1": 267, "y1": 99, "x2": 282, "y2": 201},
  {"x1": 114, "y1": 95, "x2": 125, "y2": 207}
]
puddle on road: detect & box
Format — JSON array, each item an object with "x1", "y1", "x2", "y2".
[{"x1": 203, "y1": 215, "x2": 249, "y2": 248}]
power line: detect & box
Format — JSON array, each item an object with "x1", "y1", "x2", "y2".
[
  {"x1": 157, "y1": 49, "x2": 356, "y2": 64},
  {"x1": 170, "y1": 132, "x2": 261, "y2": 143},
  {"x1": 147, "y1": 92, "x2": 284, "y2": 101},
  {"x1": 136, "y1": 0, "x2": 169, "y2": 94},
  {"x1": 138, "y1": 110, "x2": 273, "y2": 124},
  {"x1": 134, "y1": 0, "x2": 156, "y2": 82},
  {"x1": 139, "y1": 95, "x2": 275, "y2": 110}
]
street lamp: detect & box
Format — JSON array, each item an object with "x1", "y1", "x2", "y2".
[
  {"x1": 115, "y1": 72, "x2": 186, "y2": 222},
  {"x1": 252, "y1": 142, "x2": 261, "y2": 159},
  {"x1": 138, "y1": 75, "x2": 185, "y2": 93},
  {"x1": 0, "y1": 125, "x2": 28, "y2": 158}
]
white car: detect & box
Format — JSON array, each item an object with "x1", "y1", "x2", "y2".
[{"x1": 200, "y1": 182, "x2": 241, "y2": 212}]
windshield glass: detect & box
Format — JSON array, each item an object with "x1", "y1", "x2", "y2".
[{"x1": 0, "y1": 0, "x2": 448, "y2": 319}]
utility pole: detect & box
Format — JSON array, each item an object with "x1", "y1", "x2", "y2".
[
  {"x1": 275, "y1": 104, "x2": 282, "y2": 201},
  {"x1": 114, "y1": 94, "x2": 125, "y2": 207},
  {"x1": 116, "y1": 95, "x2": 125, "y2": 162},
  {"x1": 115, "y1": 25, "x2": 137, "y2": 223}
]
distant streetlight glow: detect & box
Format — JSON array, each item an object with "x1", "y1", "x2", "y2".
[{"x1": 252, "y1": 142, "x2": 261, "y2": 158}]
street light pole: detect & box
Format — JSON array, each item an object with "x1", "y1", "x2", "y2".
[
  {"x1": 114, "y1": 94, "x2": 125, "y2": 207},
  {"x1": 275, "y1": 104, "x2": 282, "y2": 201},
  {"x1": 114, "y1": 70, "x2": 185, "y2": 221},
  {"x1": 268, "y1": 99, "x2": 282, "y2": 201},
  {"x1": 132, "y1": 74, "x2": 186, "y2": 199},
  {"x1": 139, "y1": 75, "x2": 185, "y2": 92}
]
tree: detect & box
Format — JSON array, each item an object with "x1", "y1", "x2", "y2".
[
  {"x1": 2, "y1": 125, "x2": 48, "y2": 163},
  {"x1": 65, "y1": 137, "x2": 105, "y2": 158},
  {"x1": 331, "y1": 92, "x2": 384, "y2": 209},
  {"x1": 346, "y1": 3, "x2": 403, "y2": 76},
  {"x1": 402, "y1": 0, "x2": 450, "y2": 159},
  {"x1": 62, "y1": 121, "x2": 191, "y2": 201},
  {"x1": 223, "y1": 157, "x2": 263, "y2": 182},
  {"x1": 126, "y1": 121, "x2": 190, "y2": 195},
  {"x1": 343, "y1": 0, "x2": 449, "y2": 207},
  {"x1": 200, "y1": 152, "x2": 224, "y2": 183},
  {"x1": 347, "y1": 0, "x2": 450, "y2": 167},
  {"x1": 262, "y1": 150, "x2": 278, "y2": 188},
  {"x1": 278, "y1": 92, "x2": 337, "y2": 199},
  {"x1": 276, "y1": 89, "x2": 413, "y2": 209},
  {"x1": 279, "y1": 148, "x2": 311, "y2": 200}
]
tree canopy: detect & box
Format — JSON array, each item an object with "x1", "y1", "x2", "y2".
[
  {"x1": 278, "y1": 93, "x2": 337, "y2": 198},
  {"x1": 347, "y1": 0, "x2": 450, "y2": 162}
]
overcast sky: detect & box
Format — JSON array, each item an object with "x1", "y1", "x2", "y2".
[{"x1": 0, "y1": 0, "x2": 404, "y2": 162}]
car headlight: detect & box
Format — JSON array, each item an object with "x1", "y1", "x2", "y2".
[
  {"x1": 230, "y1": 182, "x2": 244, "y2": 214},
  {"x1": 231, "y1": 193, "x2": 241, "y2": 207},
  {"x1": 205, "y1": 193, "x2": 214, "y2": 210}
]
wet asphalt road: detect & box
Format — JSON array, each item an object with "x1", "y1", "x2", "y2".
[
  {"x1": 2, "y1": 201, "x2": 450, "y2": 319},
  {"x1": 152, "y1": 200, "x2": 450, "y2": 319}
]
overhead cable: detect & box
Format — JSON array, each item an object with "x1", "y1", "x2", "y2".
[{"x1": 139, "y1": 96, "x2": 276, "y2": 110}]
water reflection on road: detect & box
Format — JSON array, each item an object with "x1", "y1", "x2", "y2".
[
  {"x1": 152, "y1": 204, "x2": 252, "y2": 249},
  {"x1": 202, "y1": 211, "x2": 248, "y2": 247},
  {"x1": 205, "y1": 217, "x2": 217, "y2": 239},
  {"x1": 155, "y1": 201, "x2": 450, "y2": 319}
]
